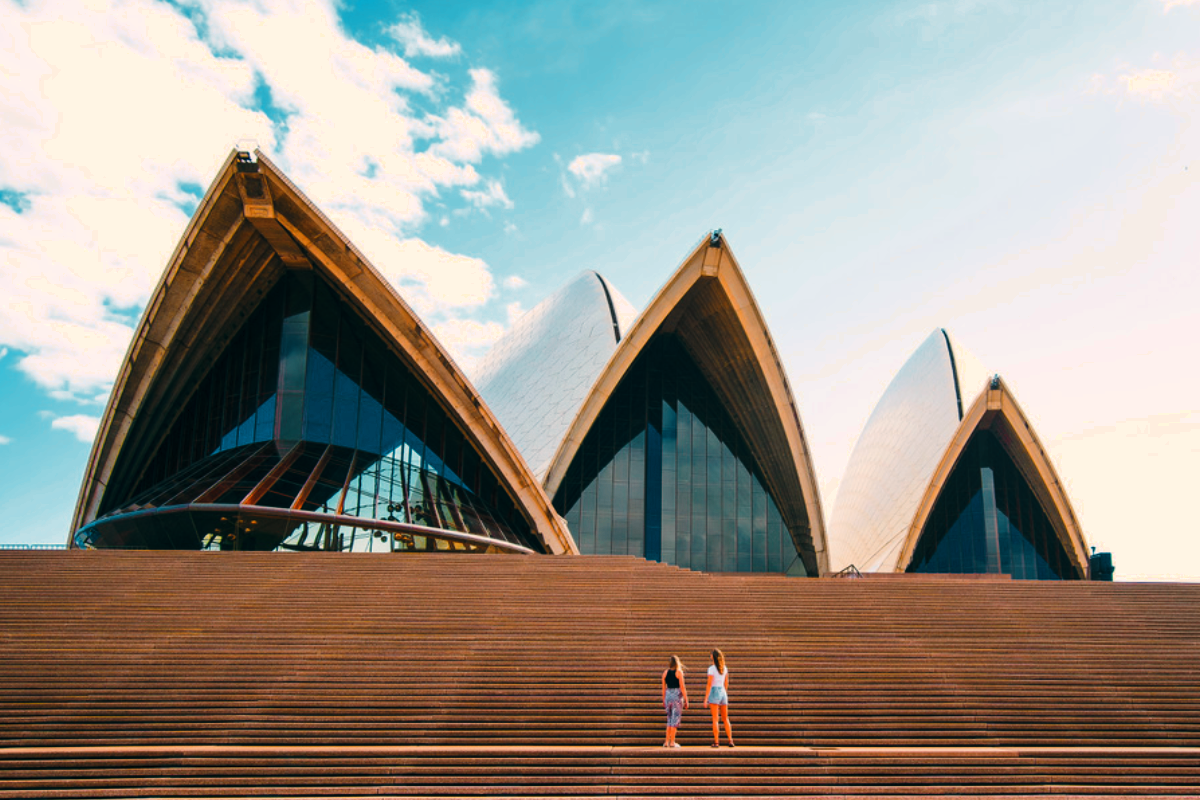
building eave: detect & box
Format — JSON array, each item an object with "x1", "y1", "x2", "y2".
[
  {"x1": 71, "y1": 150, "x2": 575, "y2": 555},
  {"x1": 895, "y1": 376, "x2": 1089, "y2": 576},
  {"x1": 542, "y1": 232, "x2": 828, "y2": 575}
]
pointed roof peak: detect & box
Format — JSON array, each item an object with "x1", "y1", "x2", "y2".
[
  {"x1": 897, "y1": 372, "x2": 1089, "y2": 576},
  {"x1": 544, "y1": 232, "x2": 828, "y2": 575}
]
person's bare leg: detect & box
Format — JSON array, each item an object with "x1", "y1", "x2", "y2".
[
  {"x1": 710, "y1": 706, "x2": 720, "y2": 746},
  {"x1": 721, "y1": 706, "x2": 735, "y2": 746}
]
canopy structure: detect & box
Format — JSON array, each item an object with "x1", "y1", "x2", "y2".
[
  {"x1": 897, "y1": 374, "x2": 1090, "y2": 578},
  {"x1": 830, "y1": 329, "x2": 1087, "y2": 578},
  {"x1": 71, "y1": 151, "x2": 574, "y2": 555},
  {"x1": 544, "y1": 232, "x2": 828, "y2": 576}
]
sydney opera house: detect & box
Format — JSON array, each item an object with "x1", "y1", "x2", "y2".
[{"x1": 69, "y1": 150, "x2": 1104, "y2": 581}]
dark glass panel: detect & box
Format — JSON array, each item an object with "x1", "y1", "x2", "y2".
[
  {"x1": 674, "y1": 396, "x2": 690, "y2": 569},
  {"x1": 908, "y1": 430, "x2": 1079, "y2": 579},
  {"x1": 279, "y1": 332, "x2": 308, "y2": 389},
  {"x1": 595, "y1": 460, "x2": 613, "y2": 554},
  {"x1": 125, "y1": 284, "x2": 285, "y2": 507},
  {"x1": 284, "y1": 271, "x2": 313, "y2": 321},
  {"x1": 162, "y1": 448, "x2": 249, "y2": 506},
  {"x1": 424, "y1": 408, "x2": 445, "y2": 476},
  {"x1": 442, "y1": 424, "x2": 463, "y2": 484},
  {"x1": 304, "y1": 281, "x2": 339, "y2": 444},
  {"x1": 381, "y1": 366, "x2": 406, "y2": 454},
  {"x1": 331, "y1": 315, "x2": 362, "y2": 449},
  {"x1": 97, "y1": 271, "x2": 539, "y2": 552},
  {"x1": 612, "y1": 469, "x2": 629, "y2": 556},
  {"x1": 736, "y1": 453, "x2": 752, "y2": 572},
  {"x1": 405, "y1": 377, "x2": 428, "y2": 450},
  {"x1": 766, "y1": 498, "x2": 783, "y2": 573},
  {"x1": 644, "y1": 412, "x2": 662, "y2": 562},
  {"x1": 278, "y1": 391, "x2": 305, "y2": 442},
  {"x1": 660, "y1": 386, "x2": 676, "y2": 564},
  {"x1": 236, "y1": 309, "x2": 262, "y2": 447},
  {"x1": 256, "y1": 445, "x2": 323, "y2": 509},
  {"x1": 219, "y1": 342, "x2": 245, "y2": 449},
  {"x1": 553, "y1": 336, "x2": 799, "y2": 573},
  {"x1": 752, "y1": 479, "x2": 767, "y2": 572},
  {"x1": 210, "y1": 448, "x2": 282, "y2": 505}
]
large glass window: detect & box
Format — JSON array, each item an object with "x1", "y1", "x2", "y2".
[
  {"x1": 130, "y1": 283, "x2": 286, "y2": 501},
  {"x1": 908, "y1": 430, "x2": 1080, "y2": 579},
  {"x1": 98, "y1": 272, "x2": 538, "y2": 552},
  {"x1": 554, "y1": 337, "x2": 802, "y2": 574}
]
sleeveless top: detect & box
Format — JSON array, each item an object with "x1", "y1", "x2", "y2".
[{"x1": 664, "y1": 669, "x2": 680, "y2": 689}]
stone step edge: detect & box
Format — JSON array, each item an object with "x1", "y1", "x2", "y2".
[{"x1": 3, "y1": 745, "x2": 1200, "y2": 758}]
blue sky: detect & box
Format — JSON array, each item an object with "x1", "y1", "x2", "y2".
[{"x1": 1, "y1": 0, "x2": 1196, "y2": 580}]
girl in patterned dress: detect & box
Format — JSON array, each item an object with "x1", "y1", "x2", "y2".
[{"x1": 661, "y1": 655, "x2": 689, "y2": 747}]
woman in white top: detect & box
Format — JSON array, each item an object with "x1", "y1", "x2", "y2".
[{"x1": 703, "y1": 648, "x2": 735, "y2": 748}]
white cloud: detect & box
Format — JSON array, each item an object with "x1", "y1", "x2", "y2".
[
  {"x1": 432, "y1": 317, "x2": 505, "y2": 376},
  {"x1": 389, "y1": 12, "x2": 462, "y2": 59},
  {"x1": 0, "y1": 0, "x2": 274, "y2": 399},
  {"x1": 1163, "y1": 0, "x2": 1199, "y2": 11},
  {"x1": 0, "y1": 0, "x2": 539, "y2": 403},
  {"x1": 0, "y1": 347, "x2": 7, "y2": 361},
  {"x1": 503, "y1": 221, "x2": 518, "y2": 235},
  {"x1": 630, "y1": 150, "x2": 651, "y2": 164},
  {"x1": 461, "y1": 179, "x2": 514, "y2": 210},
  {"x1": 0, "y1": 435, "x2": 10, "y2": 445},
  {"x1": 1121, "y1": 68, "x2": 1180, "y2": 100},
  {"x1": 568, "y1": 153, "x2": 622, "y2": 187},
  {"x1": 51, "y1": 414, "x2": 100, "y2": 443},
  {"x1": 425, "y1": 69, "x2": 540, "y2": 165},
  {"x1": 343, "y1": 230, "x2": 495, "y2": 316},
  {"x1": 505, "y1": 301, "x2": 526, "y2": 325},
  {"x1": 581, "y1": 207, "x2": 594, "y2": 225},
  {"x1": 1091, "y1": 54, "x2": 1200, "y2": 106},
  {"x1": 502, "y1": 275, "x2": 527, "y2": 289}
]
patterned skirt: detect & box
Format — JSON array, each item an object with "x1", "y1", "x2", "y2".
[{"x1": 664, "y1": 688, "x2": 683, "y2": 727}]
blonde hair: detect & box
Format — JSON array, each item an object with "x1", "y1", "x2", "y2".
[
  {"x1": 711, "y1": 648, "x2": 726, "y2": 674},
  {"x1": 668, "y1": 655, "x2": 686, "y2": 673}
]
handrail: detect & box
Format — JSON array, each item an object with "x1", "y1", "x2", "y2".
[
  {"x1": 0, "y1": 544, "x2": 68, "y2": 550},
  {"x1": 832, "y1": 564, "x2": 862, "y2": 578}
]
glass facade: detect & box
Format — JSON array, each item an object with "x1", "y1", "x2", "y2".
[
  {"x1": 83, "y1": 271, "x2": 537, "y2": 553},
  {"x1": 553, "y1": 337, "x2": 803, "y2": 574},
  {"x1": 908, "y1": 430, "x2": 1080, "y2": 579}
]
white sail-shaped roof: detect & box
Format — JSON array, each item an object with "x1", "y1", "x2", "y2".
[
  {"x1": 828, "y1": 329, "x2": 987, "y2": 572},
  {"x1": 473, "y1": 272, "x2": 637, "y2": 481}
]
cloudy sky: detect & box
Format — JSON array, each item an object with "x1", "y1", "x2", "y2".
[{"x1": 1, "y1": 0, "x2": 1196, "y2": 580}]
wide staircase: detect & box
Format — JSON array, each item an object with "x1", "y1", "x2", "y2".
[{"x1": 0, "y1": 550, "x2": 1197, "y2": 797}]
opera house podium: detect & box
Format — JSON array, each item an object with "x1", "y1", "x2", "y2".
[{"x1": 1, "y1": 550, "x2": 1198, "y2": 796}]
